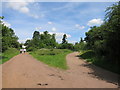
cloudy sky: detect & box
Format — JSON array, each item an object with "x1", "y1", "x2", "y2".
[{"x1": 1, "y1": 1, "x2": 115, "y2": 43}]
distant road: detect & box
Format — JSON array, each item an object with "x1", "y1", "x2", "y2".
[{"x1": 2, "y1": 52, "x2": 119, "y2": 88}]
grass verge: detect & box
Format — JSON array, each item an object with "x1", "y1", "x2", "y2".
[
  {"x1": 79, "y1": 50, "x2": 119, "y2": 74},
  {"x1": 30, "y1": 49, "x2": 72, "y2": 69},
  {"x1": 0, "y1": 48, "x2": 19, "y2": 64}
]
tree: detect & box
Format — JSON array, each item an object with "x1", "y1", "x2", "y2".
[
  {"x1": 83, "y1": 2, "x2": 120, "y2": 73},
  {"x1": 25, "y1": 31, "x2": 57, "y2": 50},
  {"x1": 33, "y1": 31, "x2": 40, "y2": 39},
  {"x1": 80, "y1": 37, "x2": 83, "y2": 43},
  {"x1": 44, "y1": 31, "x2": 48, "y2": 35},
  {"x1": 51, "y1": 34, "x2": 57, "y2": 48},
  {"x1": 62, "y1": 34, "x2": 67, "y2": 44},
  {"x1": 0, "y1": 16, "x2": 4, "y2": 19},
  {"x1": 104, "y1": 1, "x2": 120, "y2": 64},
  {"x1": 0, "y1": 16, "x2": 20, "y2": 52}
]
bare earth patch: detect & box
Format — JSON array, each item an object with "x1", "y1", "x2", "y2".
[{"x1": 2, "y1": 52, "x2": 119, "y2": 88}]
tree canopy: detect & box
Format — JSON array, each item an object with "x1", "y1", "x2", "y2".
[
  {"x1": 0, "y1": 17, "x2": 20, "y2": 52},
  {"x1": 25, "y1": 31, "x2": 57, "y2": 51},
  {"x1": 84, "y1": 2, "x2": 120, "y2": 67}
]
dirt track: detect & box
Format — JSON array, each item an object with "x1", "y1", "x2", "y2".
[{"x1": 1, "y1": 52, "x2": 119, "y2": 88}]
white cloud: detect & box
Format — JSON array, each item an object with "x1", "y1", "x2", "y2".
[
  {"x1": 87, "y1": 18, "x2": 104, "y2": 26},
  {"x1": 7, "y1": 2, "x2": 29, "y2": 14},
  {"x1": 48, "y1": 21, "x2": 52, "y2": 24},
  {"x1": 51, "y1": 27, "x2": 57, "y2": 32},
  {"x1": 53, "y1": 32, "x2": 71, "y2": 43},
  {"x1": 52, "y1": 3, "x2": 81, "y2": 11},
  {"x1": 75, "y1": 24, "x2": 80, "y2": 27},
  {"x1": 40, "y1": 32, "x2": 71, "y2": 43},
  {"x1": 87, "y1": 28, "x2": 91, "y2": 31},
  {"x1": 6, "y1": 0, "x2": 39, "y2": 19},
  {"x1": 30, "y1": 14, "x2": 40, "y2": 19},
  {"x1": 69, "y1": 40, "x2": 78, "y2": 44},
  {"x1": 18, "y1": 40, "x2": 26, "y2": 43},
  {"x1": 79, "y1": 26, "x2": 85, "y2": 29},
  {"x1": 5, "y1": 0, "x2": 34, "y2": 2},
  {"x1": 75, "y1": 24, "x2": 85, "y2": 30},
  {"x1": 20, "y1": 7, "x2": 29, "y2": 14},
  {"x1": 2, "y1": 20, "x2": 11, "y2": 27},
  {"x1": 18, "y1": 38, "x2": 31, "y2": 43},
  {"x1": 35, "y1": 27, "x2": 42, "y2": 30}
]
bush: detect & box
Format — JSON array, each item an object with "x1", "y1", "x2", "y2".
[
  {"x1": 27, "y1": 47, "x2": 37, "y2": 51},
  {"x1": 33, "y1": 49, "x2": 71, "y2": 56},
  {"x1": 57, "y1": 43, "x2": 74, "y2": 50},
  {"x1": 74, "y1": 42, "x2": 87, "y2": 51},
  {"x1": 80, "y1": 50, "x2": 95, "y2": 59},
  {"x1": 1, "y1": 48, "x2": 19, "y2": 64},
  {"x1": 80, "y1": 50, "x2": 119, "y2": 74}
]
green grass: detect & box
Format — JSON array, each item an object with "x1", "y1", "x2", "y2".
[
  {"x1": 79, "y1": 50, "x2": 119, "y2": 74},
  {"x1": 30, "y1": 49, "x2": 72, "y2": 69},
  {"x1": 0, "y1": 48, "x2": 19, "y2": 64},
  {"x1": 80, "y1": 50, "x2": 95, "y2": 61}
]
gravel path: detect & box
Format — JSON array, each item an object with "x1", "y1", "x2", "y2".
[{"x1": 1, "y1": 52, "x2": 119, "y2": 88}]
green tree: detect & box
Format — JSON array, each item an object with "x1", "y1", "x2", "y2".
[
  {"x1": 104, "y1": 1, "x2": 120, "y2": 64},
  {"x1": 51, "y1": 34, "x2": 57, "y2": 48},
  {"x1": 83, "y1": 2, "x2": 120, "y2": 73},
  {"x1": 80, "y1": 37, "x2": 83, "y2": 43},
  {"x1": 62, "y1": 34, "x2": 67, "y2": 44},
  {"x1": 33, "y1": 31, "x2": 40, "y2": 39},
  {"x1": 25, "y1": 31, "x2": 57, "y2": 50},
  {"x1": 0, "y1": 17, "x2": 20, "y2": 52}
]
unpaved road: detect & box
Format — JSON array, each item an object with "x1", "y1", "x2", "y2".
[{"x1": 1, "y1": 52, "x2": 119, "y2": 88}]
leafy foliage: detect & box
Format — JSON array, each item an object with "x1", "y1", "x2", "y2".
[
  {"x1": 25, "y1": 31, "x2": 57, "y2": 51},
  {"x1": 62, "y1": 34, "x2": 67, "y2": 44},
  {"x1": 0, "y1": 17, "x2": 20, "y2": 52},
  {"x1": 82, "y1": 2, "x2": 120, "y2": 73},
  {"x1": 74, "y1": 42, "x2": 86, "y2": 51},
  {"x1": 0, "y1": 48, "x2": 19, "y2": 64}
]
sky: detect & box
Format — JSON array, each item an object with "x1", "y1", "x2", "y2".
[{"x1": 1, "y1": 1, "x2": 116, "y2": 44}]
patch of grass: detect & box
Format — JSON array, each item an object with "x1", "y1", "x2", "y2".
[
  {"x1": 80, "y1": 50, "x2": 95, "y2": 61},
  {"x1": 92, "y1": 58, "x2": 119, "y2": 74},
  {"x1": 0, "y1": 48, "x2": 19, "y2": 64},
  {"x1": 79, "y1": 50, "x2": 119, "y2": 74},
  {"x1": 30, "y1": 49, "x2": 72, "y2": 69},
  {"x1": 0, "y1": 53, "x2": 2, "y2": 64}
]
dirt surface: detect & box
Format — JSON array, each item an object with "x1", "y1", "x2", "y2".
[
  {"x1": 1, "y1": 52, "x2": 119, "y2": 88},
  {"x1": 0, "y1": 65, "x2": 2, "y2": 89}
]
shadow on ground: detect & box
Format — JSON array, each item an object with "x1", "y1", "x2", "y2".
[{"x1": 76, "y1": 55, "x2": 120, "y2": 87}]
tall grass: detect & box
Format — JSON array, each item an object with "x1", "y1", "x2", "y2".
[
  {"x1": 80, "y1": 50, "x2": 119, "y2": 74},
  {"x1": 0, "y1": 48, "x2": 19, "y2": 64},
  {"x1": 30, "y1": 49, "x2": 72, "y2": 69}
]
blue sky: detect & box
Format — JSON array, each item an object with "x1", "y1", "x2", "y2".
[{"x1": 1, "y1": 1, "x2": 115, "y2": 43}]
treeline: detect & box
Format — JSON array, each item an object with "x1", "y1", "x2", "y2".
[
  {"x1": 82, "y1": 2, "x2": 120, "y2": 73},
  {"x1": 1, "y1": 1, "x2": 119, "y2": 73},
  {"x1": 25, "y1": 31, "x2": 57, "y2": 51},
  {"x1": 0, "y1": 16, "x2": 20, "y2": 52},
  {"x1": 25, "y1": 30, "x2": 79, "y2": 51}
]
